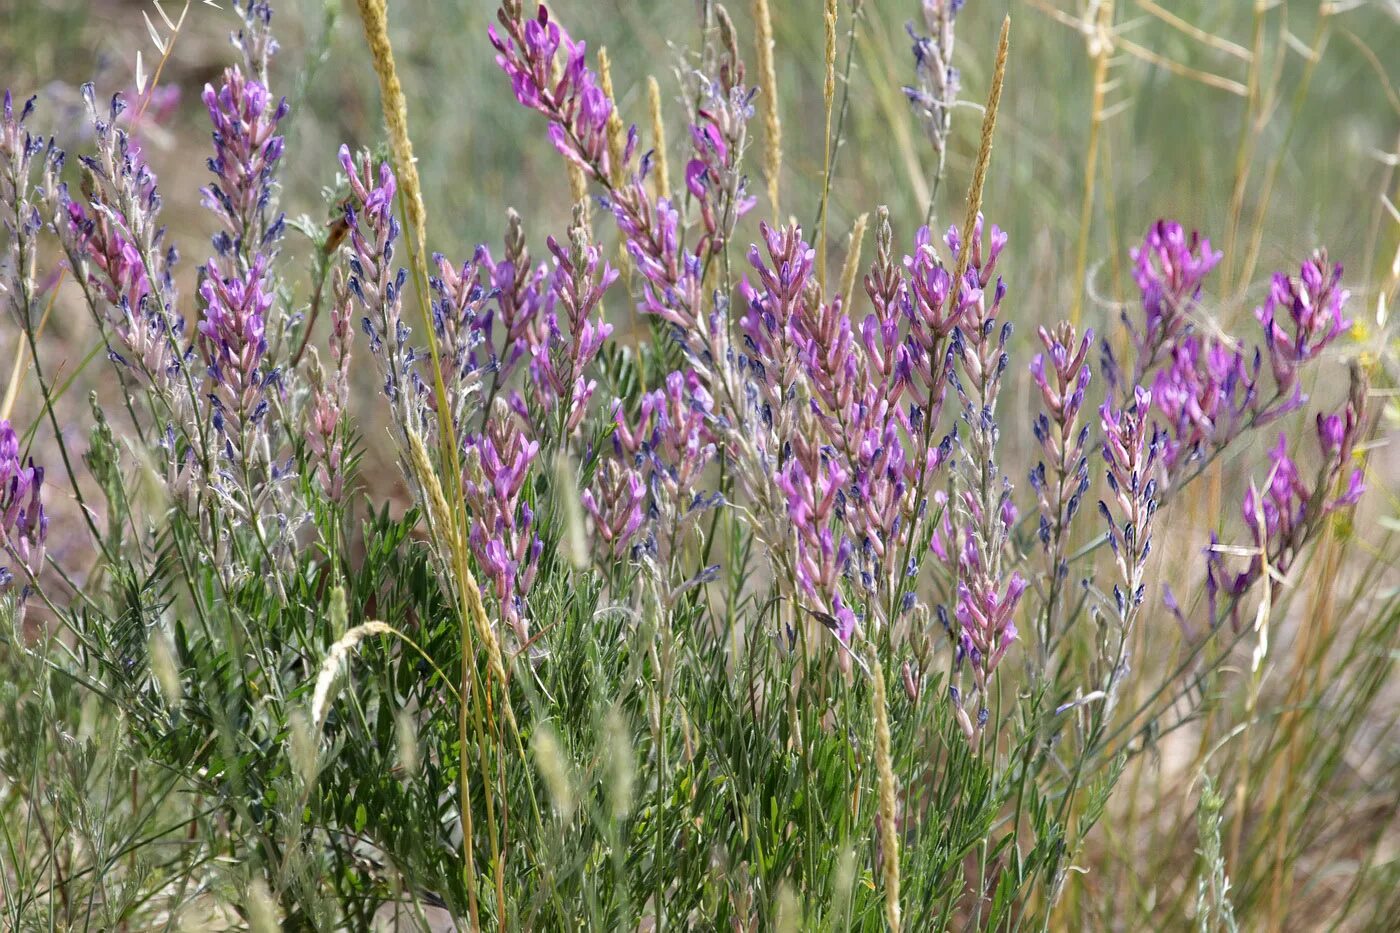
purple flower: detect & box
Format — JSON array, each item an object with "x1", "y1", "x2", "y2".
[
  {"x1": 489, "y1": 4, "x2": 615, "y2": 180},
  {"x1": 776, "y1": 432, "x2": 856, "y2": 642},
  {"x1": 1256, "y1": 254, "x2": 1350, "y2": 400},
  {"x1": 1129, "y1": 220, "x2": 1222, "y2": 374},
  {"x1": 0, "y1": 421, "x2": 47, "y2": 589},
  {"x1": 581, "y1": 460, "x2": 646, "y2": 557},
  {"x1": 1029, "y1": 321, "x2": 1094, "y2": 546},
  {"x1": 198, "y1": 253, "x2": 274, "y2": 426},
  {"x1": 337, "y1": 147, "x2": 420, "y2": 416},
  {"x1": 1098, "y1": 386, "x2": 1160, "y2": 617},
  {"x1": 903, "y1": 1, "x2": 963, "y2": 158},
  {"x1": 525, "y1": 223, "x2": 618, "y2": 434},
  {"x1": 200, "y1": 65, "x2": 288, "y2": 258},
  {"x1": 465, "y1": 401, "x2": 543, "y2": 643},
  {"x1": 54, "y1": 87, "x2": 195, "y2": 413},
  {"x1": 305, "y1": 270, "x2": 354, "y2": 503},
  {"x1": 954, "y1": 571, "x2": 1025, "y2": 694},
  {"x1": 608, "y1": 369, "x2": 717, "y2": 565},
  {"x1": 684, "y1": 79, "x2": 757, "y2": 256}
]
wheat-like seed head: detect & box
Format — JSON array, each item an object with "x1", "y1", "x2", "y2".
[
  {"x1": 953, "y1": 16, "x2": 1011, "y2": 292},
  {"x1": 838, "y1": 212, "x2": 870, "y2": 309},
  {"x1": 598, "y1": 47, "x2": 627, "y2": 189},
  {"x1": 752, "y1": 0, "x2": 781, "y2": 216},
  {"x1": 354, "y1": 0, "x2": 426, "y2": 260},
  {"x1": 647, "y1": 76, "x2": 671, "y2": 201},
  {"x1": 311, "y1": 620, "x2": 394, "y2": 730},
  {"x1": 869, "y1": 645, "x2": 903, "y2": 931}
]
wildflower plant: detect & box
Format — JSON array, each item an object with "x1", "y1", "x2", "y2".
[{"x1": 0, "y1": 1, "x2": 1394, "y2": 930}]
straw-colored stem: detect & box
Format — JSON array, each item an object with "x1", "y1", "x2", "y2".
[
  {"x1": 1222, "y1": 0, "x2": 1269, "y2": 296},
  {"x1": 837, "y1": 212, "x2": 869, "y2": 310},
  {"x1": 354, "y1": 3, "x2": 514, "y2": 926},
  {"x1": 598, "y1": 47, "x2": 627, "y2": 190},
  {"x1": 816, "y1": 0, "x2": 837, "y2": 288},
  {"x1": 646, "y1": 76, "x2": 671, "y2": 202},
  {"x1": 1237, "y1": 13, "x2": 1332, "y2": 292},
  {"x1": 951, "y1": 16, "x2": 1011, "y2": 293},
  {"x1": 1068, "y1": 0, "x2": 1114, "y2": 328},
  {"x1": 869, "y1": 646, "x2": 901, "y2": 932},
  {"x1": 752, "y1": 0, "x2": 781, "y2": 217}
]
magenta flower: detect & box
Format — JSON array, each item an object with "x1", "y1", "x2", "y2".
[
  {"x1": 0, "y1": 420, "x2": 47, "y2": 589},
  {"x1": 1256, "y1": 254, "x2": 1351, "y2": 402},
  {"x1": 465, "y1": 402, "x2": 544, "y2": 644},
  {"x1": 955, "y1": 571, "x2": 1025, "y2": 691},
  {"x1": 306, "y1": 271, "x2": 354, "y2": 503},
  {"x1": 1098, "y1": 386, "x2": 1161, "y2": 617},
  {"x1": 525, "y1": 227, "x2": 618, "y2": 434},
  {"x1": 1129, "y1": 220, "x2": 1222, "y2": 374},
  {"x1": 199, "y1": 253, "x2": 274, "y2": 428},
  {"x1": 1029, "y1": 322, "x2": 1093, "y2": 577},
  {"x1": 489, "y1": 4, "x2": 614, "y2": 180}
]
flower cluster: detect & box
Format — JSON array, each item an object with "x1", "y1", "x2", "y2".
[
  {"x1": 1127, "y1": 219, "x2": 1222, "y2": 378},
  {"x1": 304, "y1": 270, "x2": 353, "y2": 503},
  {"x1": 685, "y1": 77, "x2": 757, "y2": 258},
  {"x1": 1, "y1": 90, "x2": 45, "y2": 331},
  {"x1": 473, "y1": 210, "x2": 552, "y2": 395},
  {"x1": 776, "y1": 427, "x2": 856, "y2": 642},
  {"x1": 198, "y1": 253, "x2": 276, "y2": 439},
  {"x1": 1030, "y1": 323, "x2": 1093, "y2": 560},
  {"x1": 1256, "y1": 254, "x2": 1351, "y2": 406},
  {"x1": 1127, "y1": 222, "x2": 1353, "y2": 489},
  {"x1": 606, "y1": 370, "x2": 719, "y2": 566},
  {"x1": 942, "y1": 217, "x2": 1024, "y2": 721},
  {"x1": 904, "y1": 0, "x2": 964, "y2": 160},
  {"x1": 0, "y1": 421, "x2": 47, "y2": 591},
  {"x1": 1208, "y1": 375, "x2": 1366, "y2": 627},
  {"x1": 527, "y1": 219, "x2": 617, "y2": 434},
  {"x1": 56, "y1": 88, "x2": 193, "y2": 413},
  {"x1": 201, "y1": 64, "x2": 287, "y2": 259},
  {"x1": 1098, "y1": 387, "x2": 1161, "y2": 621},
  {"x1": 337, "y1": 147, "x2": 419, "y2": 424},
  {"x1": 465, "y1": 400, "x2": 544, "y2": 644},
  {"x1": 489, "y1": 3, "x2": 614, "y2": 181},
  {"x1": 580, "y1": 459, "x2": 645, "y2": 559},
  {"x1": 426, "y1": 251, "x2": 490, "y2": 436}
]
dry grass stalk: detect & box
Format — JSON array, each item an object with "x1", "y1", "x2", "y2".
[
  {"x1": 598, "y1": 46, "x2": 628, "y2": 190},
  {"x1": 951, "y1": 16, "x2": 1011, "y2": 293},
  {"x1": 816, "y1": 0, "x2": 838, "y2": 288},
  {"x1": 353, "y1": 0, "x2": 426, "y2": 259},
  {"x1": 646, "y1": 75, "x2": 671, "y2": 201},
  {"x1": 837, "y1": 212, "x2": 869, "y2": 309},
  {"x1": 1068, "y1": 0, "x2": 1114, "y2": 327},
  {"x1": 752, "y1": 0, "x2": 781, "y2": 216},
  {"x1": 869, "y1": 646, "x2": 902, "y2": 931},
  {"x1": 311, "y1": 620, "x2": 394, "y2": 729}
]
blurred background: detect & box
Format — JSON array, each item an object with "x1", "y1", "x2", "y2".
[{"x1": 4, "y1": 0, "x2": 1396, "y2": 305}]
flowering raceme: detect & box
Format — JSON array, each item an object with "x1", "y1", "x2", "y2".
[
  {"x1": 1125, "y1": 222, "x2": 1353, "y2": 491},
  {"x1": 0, "y1": 421, "x2": 47, "y2": 591},
  {"x1": 489, "y1": 4, "x2": 615, "y2": 180},
  {"x1": 1128, "y1": 219, "x2": 1222, "y2": 377},
  {"x1": 466, "y1": 400, "x2": 544, "y2": 644},
  {"x1": 198, "y1": 253, "x2": 275, "y2": 435},
  {"x1": 201, "y1": 64, "x2": 288, "y2": 259},
  {"x1": 528, "y1": 221, "x2": 617, "y2": 434},
  {"x1": 1208, "y1": 379, "x2": 1366, "y2": 627}
]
